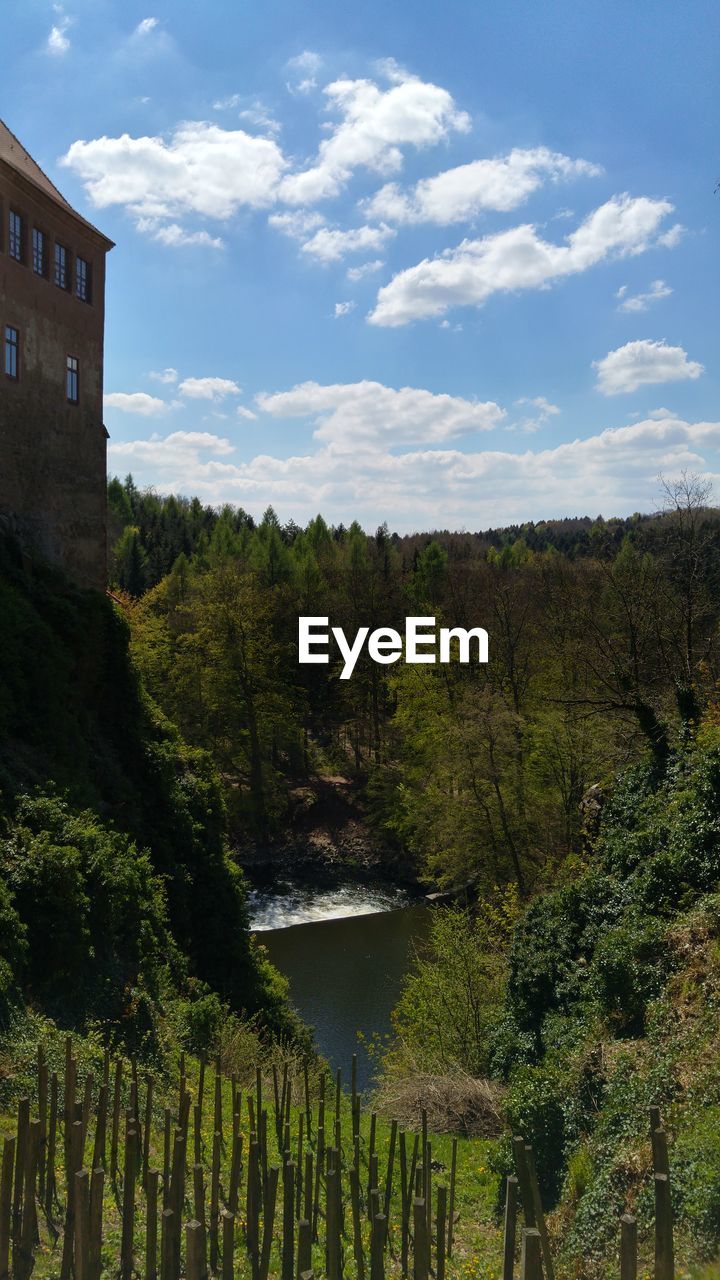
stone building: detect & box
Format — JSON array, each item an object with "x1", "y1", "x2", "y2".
[{"x1": 0, "y1": 120, "x2": 113, "y2": 589}]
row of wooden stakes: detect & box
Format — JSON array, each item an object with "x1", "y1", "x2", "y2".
[{"x1": 0, "y1": 1040, "x2": 461, "y2": 1280}]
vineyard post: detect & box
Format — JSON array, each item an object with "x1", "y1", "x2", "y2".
[
  {"x1": 520, "y1": 1227, "x2": 542, "y2": 1280},
  {"x1": 222, "y1": 1209, "x2": 234, "y2": 1280},
  {"x1": 89, "y1": 1166, "x2": 104, "y2": 1280},
  {"x1": 524, "y1": 1144, "x2": 555, "y2": 1280},
  {"x1": 413, "y1": 1197, "x2": 429, "y2": 1280},
  {"x1": 73, "y1": 1169, "x2": 90, "y2": 1280},
  {"x1": 185, "y1": 1219, "x2": 204, "y2": 1280},
  {"x1": 349, "y1": 1164, "x2": 365, "y2": 1280},
  {"x1": 297, "y1": 1216, "x2": 312, "y2": 1280},
  {"x1": 46, "y1": 1073, "x2": 58, "y2": 1215},
  {"x1": 146, "y1": 1168, "x2": 159, "y2": 1280},
  {"x1": 436, "y1": 1184, "x2": 447, "y2": 1280},
  {"x1": 654, "y1": 1173, "x2": 674, "y2": 1280},
  {"x1": 259, "y1": 1165, "x2": 279, "y2": 1280},
  {"x1": 0, "y1": 1136, "x2": 15, "y2": 1280},
  {"x1": 121, "y1": 1126, "x2": 137, "y2": 1279},
  {"x1": 38, "y1": 1047, "x2": 48, "y2": 1200},
  {"x1": 502, "y1": 1175, "x2": 518, "y2": 1280},
  {"x1": 620, "y1": 1212, "x2": 637, "y2": 1280},
  {"x1": 447, "y1": 1138, "x2": 458, "y2": 1259}
]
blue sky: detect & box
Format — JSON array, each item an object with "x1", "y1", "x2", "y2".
[{"x1": 4, "y1": 0, "x2": 719, "y2": 530}]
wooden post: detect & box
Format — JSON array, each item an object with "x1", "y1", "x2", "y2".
[
  {"x1": 73, "y1": 1170, "x2": 90, "y2": 1280},
  {"x1": 349, "y1": 1165, "x2": 365, "y2": 1280},
  {"x1": 143, "y1": 1076, "x2": 154, "y2": 1187},
  {"x1": 60, "y1": 1119, "x2": 84, "y2": 1280},
  {"x1": 304, "y1": 1063, "x2": 312, "y2": 1142},
  {"x1": 371, "y1": 1212, "x2": 387, "y2": 1280},
  {"x1": 160, "y1": 1208, "x2": 174, "y2": 1280},
  {"x1": 283, "y1": 1161, "x2": 297, "y2": 1280},
  {"x1": 447, "y1": 1138, "x2": 458, "y2": 1258},
  {"x1": 511, "y1": 1139, "x2": 536, "y2": 1229},
  {"x1": 186, "y1": 1219, "x2": 204, "y2": 1280},
  {"x1": 89, "y1": 1166, "x2": 104, "y2": 1280},
  {"x1": 13, "y1": 1096, "x2": 30, "y2": 1230},
  {"x1": 121, "y1": 1127, "x2": 137, "y2": 1279},
  {"x1": 399, "y1": 1132, "x2": 409, "y2": 1278},
  {"x1": 46, "y1": 1072, "x2": 58, "y2": 1215},
  {"x1": 38, "y1": 1046, "x2": 48, "y2": 1200},
  {"x1": 655, "y1": 1172, "x2": 674, "y2": 1280},
  {"x1": 210, "y1": 1132, "x2": 221, "y2": 1273},
  {"x1": 520, "y1": 1227, "x2": 542, "y2": 1280},
  {"x1": 413, "y1": 1198, "x2": 428, "y2": 1280},
  {"x1": 259, "y1": 1166, "x2": 279, "y2": 1280},
  {"x1": 146, "y1": 1169, "x2": 159, "y2": 1280},
  {"x1": 524, "y1": 1144, "x2": 555, "y2": 1280},
  {"x1": 383, "y1": 1120, "x2": 397, "y2": 1221},
  {"x1": 652, "y1": 1128, "x2": 670, "y2": 1178},
  {"x1": 162, "y1": 1108, "x2": 171, "y2": 1211},
  {"x1": 92, "y1": 1083, "x2": 108, "y2": 1171},
  {"x1": 16, "y1": 1121, "x2": 40, "y2": 1280},
  {"x1": 81, "y1": 1073, "x2": 94, "y2": 1153},
  {"x1": 620, "y1": 1212, "x2": 637, "y2": 1280},
  {"x1": 502, "y1": 1176, "x2": 518, "y2": 1280},
  {"x1": 222, "y1": 1209, "x2": 234, "y2": 1280},
  {"x1": 0, "y1": 1137, "x2": 15, "y2": 1280},
  {"x1": 436, "y1": 1185, "x2": 447, "y2": 1280},
  {"x1": 110, "y1": 1060, "x2": 122, "y2": 1182},
  {"x1": 297, "y1": 1217, "x2": 312, "y2": 1280}
]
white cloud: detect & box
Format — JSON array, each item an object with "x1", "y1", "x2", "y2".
[
  {"x1": 138, "y1": 221, "x2": 224, "y2": 249},
  {"x1": 278, "y1": 67, "x2": 470, "y2": 205},
  {"x1": 509, "y1": 396, "x2": 561, "y2": 433},
  {"x1": 149, "y1": 367, "x2": 178, "y2": 384},
  {"x1": 334, "y1": 301, "x2": 356, "y2": 317},
  {"x1": 362, "y1": 147, "x2": 601, "y2": 225},
  {"x1": 236, "y1": 406, "x2": 258, "y2": 420},
  {"x1": 108, "y1": 431, "x2": 235, "y2": 468},
  {"x1": 301, "y1": 222, "x2": 395, "y2": 262},
  {"x1": 287, "y1": 51, "x2": 323, "y2": 74},
  {"x1": 594, "y1": 339, "x2": 704, "y2": 396},
  {"x1": 47, "y1": 10, "x2": 72, "y2": 55},
  {"x1": 107, "y1": 411, "x2": 720, "y2": 533},
  {"x1": 658, "y1": 223, "x2": 685, "y2": 248},
  {"x1": 616, "y1": 278, "x2": 672, "y2": 312},
  {"x1": 347, "y1": 259, "x2": 385, "y2": 281},
  {"x1": 61, "y1": 122, "x2": 287, "y2": 230},
  {"x1": 178, "y1": 376, "x2": 242, "y2": 400},
  {"x1": 255, "y1": 379, "x2": 505, "y2": 451},
  {"x1": 104, "y1": 391, "x2": 169, "y2": 416},
  {"x1": 134, "y1": 17, "x2": 158, "y2": 36},
  {"x1": 268, "y1": 210, "x2": 326, "y2": 239},
  {"x1": 369, "y1": 194, "x2": 676, "y2": 326}
]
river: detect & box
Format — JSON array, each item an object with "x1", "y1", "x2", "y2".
[{"x1": 248, "y1": 874, "x2": 432, "y2": 1092}]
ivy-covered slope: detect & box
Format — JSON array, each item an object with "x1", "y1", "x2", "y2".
[
  {"x1": 0, "y1": 535, "x2": 294, "y2": 1053},
  {"x1": 494, "y1": 740, "x2": 720, "y2": 1270}
]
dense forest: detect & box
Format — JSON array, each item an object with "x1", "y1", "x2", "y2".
[{"x1": 111, "y1": 472, "x2": 720, "y2": 896}]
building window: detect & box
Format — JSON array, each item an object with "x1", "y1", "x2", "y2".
[
  {"x1": 4, "y1": 327, "x2": 19, "y2": 380},
  {"x1": 66, "y1": 355, "x2": 79, "y2": 403},
  {"x1": 55, "y1": 242, "x2": 69, "y2": 289},
  {"x1": 76, "y1": 256, "x2": 91, "y2": 302},
  {"x1": 32, "y1": 227, "x2": 46, "y2": 276},
  {"x1": 9, "y1": 211, "x2": 22, "y2": 262}
]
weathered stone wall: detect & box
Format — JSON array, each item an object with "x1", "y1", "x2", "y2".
[{"x1": 0, "y1": 161, "x2": 109, "y2": 589}]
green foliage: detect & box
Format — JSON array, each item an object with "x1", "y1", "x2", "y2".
[{"x1": 386, "y1": 895, "x2": 518, "y2": 1078}]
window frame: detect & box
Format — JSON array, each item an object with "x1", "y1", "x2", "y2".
[
  {"x1": 8, "y1": 210, "x2": 23, "y2": 263},
  {"x1": 4, "y1": 326, "x2": 19, "y2": 381},
  {"x1": 32, "y1": 226, "x2": 47, "y2": 277},
  {"x1": 66, "y1": 354, "x2": 79, "y2": 404},
  {"x1": 75, "y1": 255, "x2": 91, "y2": 303},
  {"x1": 54, "y1": 241, "x2": 70, "y2": 290}
]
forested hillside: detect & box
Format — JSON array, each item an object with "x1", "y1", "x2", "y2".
[{"x1": 114, "y1": 473, "x2": 720, "y2": 894}]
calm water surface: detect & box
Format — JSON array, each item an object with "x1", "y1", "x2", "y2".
[{"x1": 248, "y1": 876, "x2": 431, "y2": 1091}]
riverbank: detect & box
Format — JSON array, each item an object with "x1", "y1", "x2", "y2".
[{"x1": 236, "y1": 772, "x2": 419, "y2": 882}]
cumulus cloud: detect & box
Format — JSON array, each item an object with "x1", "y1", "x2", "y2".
[
  {"x1": 104, "y1": 391, "x2": 169, "y2": 415},
  {"x1": 178, "y1": 376, "x2": 242, "y2": 400},
  {"x1": 134, "y1": 17, "x2": 159, "y2": 36},
  {"x1": 362, "y1": 147, "x2": 601, "y2": 225},
  {"x1": 61, "y1": 122, "x2": 287, "y2": 231},
  {"x1": 301, "y1": 222, "x2": 395, "y2": 262},
  {"x1": 334, "y1": 301, "x2": 356, "y2": 317},
  {"x1": 278, "y1": 67, "x2": 470, "y2": 205},
  {"x1": 105, "y1": 411, "x2": 720, "y2": 533},
  {"x1": 594, "y1": 339, "x2": 704, "y2": 395},
  {"x1": 255, "y1": 380, "x2": 505, "y2": 451},
  {"x1": 616, "y1": 278, "x2": 672, "y2": 312},
  {"x1": 369, "y1": 194, "x2": 676, "y2": 326},
  {"x1": 236, "y1": 406, "x2": 258, "y2": 420},
  {"x1": 149, "y1": 367, "x2": 178, "y2": 384}
]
